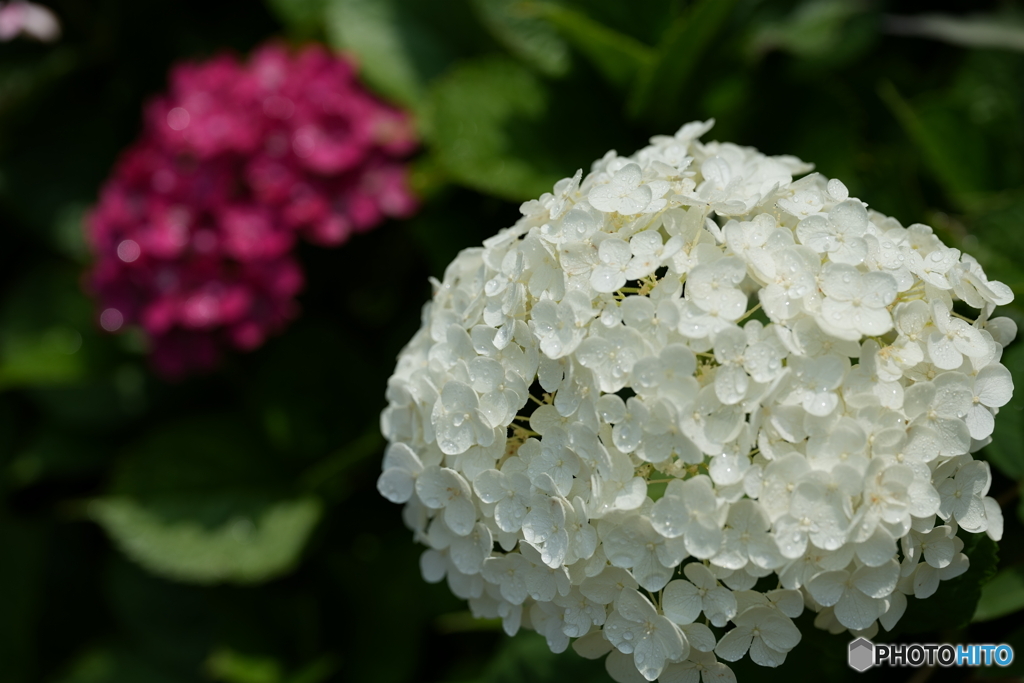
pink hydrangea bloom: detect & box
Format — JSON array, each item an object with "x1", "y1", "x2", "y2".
[{"x1": 87, "y1": 42, "x2": 418, "y2": 377}]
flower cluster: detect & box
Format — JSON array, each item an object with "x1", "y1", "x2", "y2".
[
  {"x1": 379, "y1": 121, "x2": 1014, "y2": 682},
  {"x1": 88, "y1": 42, "x2": 417, "y2": 376}
]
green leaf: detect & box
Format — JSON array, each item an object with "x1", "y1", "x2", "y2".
[
  {"x1": 748, "y1": 0, "x2": 870, "y2": 61},
  {"x1": 0, "y1": 326, "x2": 84, "y2": 388},
  {"x1": 973, "y1": 565, "x2": 1024, "y2": 622},
  {"x1": 205, "y1": 649, "x2": 337, "y2": 683},
  {"x1": 423, "y1": 57, "x2": 563, "y2": 200},
  {"x1": 472, "y1": 0, "x2": 570, "y2": 77},
  {"x1": 286, "y1": 657, "x2": 337, "y2": 683},
  {"x1": 523, "y1": 1, "x2": 654, "y2": 89},
  {"x1": 92, "y1": 416, "x2": 322, "y2": 584},
  {"x1": 0, "y1": 265, "x2": 94, "y2": 390},
  {"x1": 90, "y1": 495, "x2": 322, "y2": 585},
  {"x1": 984, "y1": 342, "x2": 1024, "y2": 480},
  {"x1": 891, "y1": 532, "x2": 999, "y2": 634},
  {"x1": 886, "y1": 13, "x2": 1024, "y2": 52},
  {"x1": 323, "y1": 0, "x2": 453, "y2": 107},
  {"x1": 206, "y1": 648, "x2": 282, "y2": 683},
  {"x1": 264, "y1": 0, "x2": 329, "y2": 34},
  {"x1": 559, "y1": 0, "x2": 676, "y2": 46},
  {"x1": 628, "y1": 0, "x2": 739, "y2": 124},
  {"x1": 50, "y1": 203, "x2": 90, "y2": 263},
  {"x1": 878, "y1": 80, "x2": 989, "y2": 211}
]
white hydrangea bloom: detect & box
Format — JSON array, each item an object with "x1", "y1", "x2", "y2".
[{"x1": 380, "y1": 121, "x2": 1015, "y2": 682}]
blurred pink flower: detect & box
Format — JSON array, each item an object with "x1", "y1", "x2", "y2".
[
  {"x1": 87, "y1": 42, "x2": 418, "y2": 377},
  {"x1": 0, "y1": 1, "x2": 60, "y2": 42}
]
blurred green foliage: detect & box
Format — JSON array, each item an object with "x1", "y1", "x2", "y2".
[{"x1": 3, "y1": 0, "x2": 1024, "y2": 682}]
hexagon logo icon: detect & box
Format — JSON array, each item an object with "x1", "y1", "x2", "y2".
[{"x1": 849, "y1": 637, "x2": 875, "y2": 672}]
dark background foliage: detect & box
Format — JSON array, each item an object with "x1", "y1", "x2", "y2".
[{"x1": 3, "y1": 1, "x2": 1024, "y2": 682}]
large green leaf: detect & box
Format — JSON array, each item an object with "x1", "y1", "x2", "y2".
[
  {"x1": 323, "y1": 0, "x2": 454, "y2": 108},
  {"x1": 423, "y1": 57, "x2": 564, "y2": 200},
  {"x1": 472, "y1": 0, "x2": 570, "y2": 77},
  {"x1": 628, "y1": 0, "x2": 739, "y2": 125},
  {"x1": 90, "y1": 496, "x2": 322, "y2": 585},
  {"x1": 524, "y1": 1, "x2": 654, "y2": 90},
  {"x1": 973, "y1": 565, "x2": 1024, "y2": 622},
  {"x1": 92, "y1": 416, "x2": 322, "y2": 584}
]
